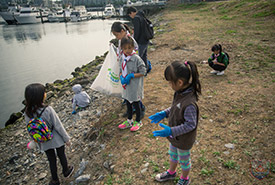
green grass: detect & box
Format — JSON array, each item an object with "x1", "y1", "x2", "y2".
[
  {"x1": 220, "y1": 15, "x2": 234, "y2": 20},
  {"x1": 223, "y1": 160, "x2": 237, "y2": 169},
  {"x1": 200, "y1": 168, "x2": 214, "y2": 176},
  {"x1": 226, "y1": 30, "x2": 237, "y2": 34},
  {"x1": 213, "y1": 151, "x2": 221, "y2": 156},
  {"x1": 253, "y1": 10, "x2": 275, "y2": 17},
  {"x1": 106, "y1": 175, "x2": 114, "y2": 185}
]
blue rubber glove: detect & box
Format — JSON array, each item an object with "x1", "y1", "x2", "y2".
[
  {"x1": 148, "y1": 111, "x2": 166, "y2": 124},
  {"x1": 152, "y1": 123, "x2": 172, "y2": 137},
  {"x1": 120, "y1": 75, "x2": 126, "y2": 85},
  {"x1": 72, "y1": 110, "x2": 77, "y2": 114},
  {"x1": 124, "y1": 73, "x2": 135, "y2": 85}
]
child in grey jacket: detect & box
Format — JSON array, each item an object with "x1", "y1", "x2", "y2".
[
  {"x1": 24, "y1": 83, "x2": 74, "y2": 185},
  {"x1": 118, "y1": 36, "x2": 146, "y2": 132},
  {"x1": 72, "y1": 84, "x2": 91, "y2": 114}
]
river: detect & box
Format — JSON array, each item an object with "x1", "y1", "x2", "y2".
[{"x1": 0, "y1": 16, "x2": 121, "y2": 128}]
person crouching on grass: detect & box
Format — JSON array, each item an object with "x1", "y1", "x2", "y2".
[
  {"x1": 208, "y1": 44, "x2": 229, "y2": 76},
  {"x1": 149, "y1": 61, "x2": 201, "y2": 185}
]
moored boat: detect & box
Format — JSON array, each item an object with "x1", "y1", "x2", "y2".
[
  {"x1": 0, "y1": 3, "x2": 20, "y2": 25},
  {"x1": 14, "y1": 6, "x2": 41, "y2": 24}
]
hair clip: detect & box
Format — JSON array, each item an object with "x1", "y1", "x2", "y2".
[{"x1": 184, "y1": 61, "x2": 188, "y2": 65}]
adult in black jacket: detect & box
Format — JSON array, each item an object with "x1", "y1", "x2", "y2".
[{"x1": 127, "y1": 7, "x2": 149, "y2": 71}]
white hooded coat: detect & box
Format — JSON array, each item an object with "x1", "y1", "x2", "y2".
[{"x1": 72, "y1": 84, "x2": 91, "y2": 111}]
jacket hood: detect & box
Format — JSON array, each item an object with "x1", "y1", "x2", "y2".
[
  {"x1": 137, "y1": 10, "x2": 145, "y2": 17},
  {"x1": 72, "y1": 84, "x2": 82, "y2": 94}
]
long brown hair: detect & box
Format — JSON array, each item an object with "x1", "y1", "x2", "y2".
[{"x1": 25, "y1": 83, "x2": 45, "y2": 118}]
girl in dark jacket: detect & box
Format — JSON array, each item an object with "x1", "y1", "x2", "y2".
[{"x1": 149, "y1": 61, "x2": 201, "y2": 185}]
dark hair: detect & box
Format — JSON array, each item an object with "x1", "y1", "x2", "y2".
[
  {"x1": 126, "y1": 6, "x2": 137, "y2": 15},
  {"x1": 121, "y1": 36, "x2": 135, "y2": 48},
  {"x1": 25, "y1": 83, "x2": 45, "y2": 118},
  {"x1": 211, "y1": 44, "x2": 222, "y2": 53},
  {"x1": 164, "y1": 61, "x2": 201, "y2": 100},
  {"x1": 111, "y1": 22, "x2": 131, "y2": 33}
]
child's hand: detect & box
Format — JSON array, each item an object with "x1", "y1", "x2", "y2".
[
  {"x1": 66, "y1": 140, "x2": 71, "y2": 147},
  {"x1": 72, "y1": 110, "x2": 77, "y2": 114},
  {"x1": 120, "y1": 75, "x2": 127, "y2": 85},
  {"x1": 149, "y1": 111, "x2": 166, "y2": 123},
  {"x1": 125, "y1": 73, "x2": 135, "y2": 84},
  {"x1": 152, "y1": 123, "x2": 172, "y2": 137}
]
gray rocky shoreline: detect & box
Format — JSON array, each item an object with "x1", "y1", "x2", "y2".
[
  {"x1": 0, "y1": 50, "x2": 124, "y2": 184},
  {"x1": 0, "y1": 12, "x2": 167, "y2": 184}
]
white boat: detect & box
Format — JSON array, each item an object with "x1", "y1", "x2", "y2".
[
  {"x1": 70, "y1": 6, "x2": 90, "y2": 22},
  {"x1": 14, "y1": 6, "x2": 41, "y2": 24},
  {"x1": 104, "y1": 4, "x2": 116, "y2": 17},
  {"x1": 0, "y1": 3, "x2": 20, "y2": 24},
  {"x1": 47, "y1": 12, "x2": 64, "y2": 22}
]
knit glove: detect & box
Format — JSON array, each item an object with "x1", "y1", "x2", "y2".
[
  {"x1": 120, "y1": 75, "x2": 127, "y2": 85},
  {"x1": 124, "y1": 73, "x2": 134, "y2": 85},
  {"x1": 149, "y1": 111, "x2": 166, "y2": 123},
  {"x1": 152, "y1": 123, "x2": 172, "y2": 137}
]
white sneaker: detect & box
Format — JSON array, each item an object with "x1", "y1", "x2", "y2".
[
  {"x1": 216, "y1": 71, "x2": 225, "y2": 75},
  {"x1": 210, "y1": 70, "x2": 219, "y2": 74}
]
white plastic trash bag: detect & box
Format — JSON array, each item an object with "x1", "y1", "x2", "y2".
[{"x1": 90, "y1": 44, "x2": 122, "y2": 97}]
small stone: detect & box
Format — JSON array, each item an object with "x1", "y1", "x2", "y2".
[
  {"x1": 96, "y1": 110, "x2": 101, "y2": 117},
  {"x1": 75, "y1": 174, "x2": 91, "y2": 183},
  {"x1": 225, "y1": 143, "x2": 235, "y2": 149},
  {"x1": 100, "y1": 144, "x2": 105, "y2": 150},
  {"x1": 103, "y1": 161, "x2": 110, "y2": 169},
  {"x1": 74, "y1": 159, "x2": 89, "y2": 178},
  {"x1": 141, "y1": 168, "x2": 148, "y2": 174},
  {"x1": 97, "y1": 175, "x2": 105, "y2": 181},
  {"x1": 209, "y1": 119, "x2": 213, "y2": 123},
  {"x1": 23, "y1": 175, "x2": 29, "y2": 182},
  {"x1": 223, "y1": 151, "x2": 230, "y2": 155},
  {"x1": 38, "y1": 173, "x2": 47, "y2": 180},
  {"x1": 144, "y1": 162, "x2": 149, "y2": 168},
  {"x1": 110, "y1": 165, "x2": 115, "y2": 173}
]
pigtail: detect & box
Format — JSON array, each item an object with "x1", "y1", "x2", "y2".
[
  {"x1": 218, "y1": 44, "x2": 223, "y2": 54},
  {"x1": 186, "y1": 61, "x2": 201, "y2": 100},
  {"x1": 123, "y1": 23, "x2": 131, "y2": 33}
]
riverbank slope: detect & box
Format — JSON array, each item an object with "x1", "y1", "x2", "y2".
[{"x1": 0, "y1": 0, "x2": 274, "y2": 184}]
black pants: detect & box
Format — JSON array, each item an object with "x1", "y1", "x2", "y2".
[
  {"x1": 208, "y1": 61, "x2": 227, "y2": 72},
  {"x1": 45, "y1": 145, "x2": 69, "y2": 181},
  {"x1": 126, "y1": 100, "x2": 141, "y2": 122}
]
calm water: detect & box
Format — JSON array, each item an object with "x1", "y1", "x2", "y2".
[{"x1": 0, "y1": 17, "x2": 120, "y2": 128}]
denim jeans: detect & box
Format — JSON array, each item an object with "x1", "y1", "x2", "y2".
[{"x1": 138, "y1": 43, "x2": 149, "y2": 70}]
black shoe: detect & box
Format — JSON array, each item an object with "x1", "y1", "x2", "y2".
[
  {"x1": 49, "y1": 179, "x2": 60, "y2": 185},
  {"x1": 64, "y1": 166, "x2": 74, "y2": 178}
]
